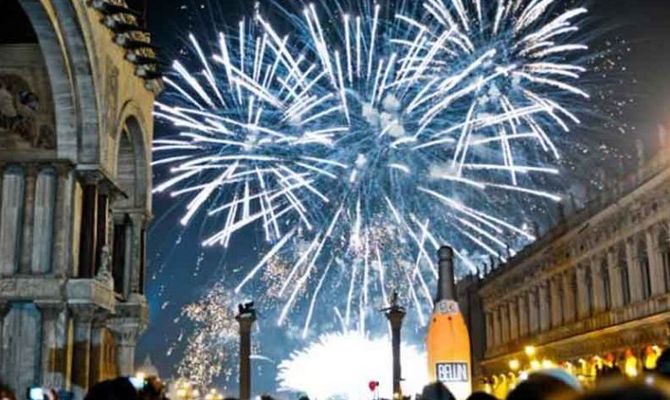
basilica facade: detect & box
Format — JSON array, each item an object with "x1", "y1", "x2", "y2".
[
  {"x1": 459, "y1": 138, "x2": 670, "y2": 397},
  {"x1": 0, "y1": 0, "x2": 160, "y2": 397}
]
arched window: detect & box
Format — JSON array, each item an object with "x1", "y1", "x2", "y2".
[
  {"x1": 619, "y1": 246, "x2": 631, "y2": 305},
  {"x1": 660, "y1": 229, "x2": 670, "y2": 292},
  {"x1": 638, "y1": 239, "x2": 651, "y2": 299},
  {"x1": 601, "y1": 258, "x2": 611, "y2": 310}
]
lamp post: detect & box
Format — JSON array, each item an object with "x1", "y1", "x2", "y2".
[
  {"x1": 236, "y1": 302, "x2": 257, "y2": 400},
  {"x1": 383, "y1": 291, "x2": 406, "y2": 398}
]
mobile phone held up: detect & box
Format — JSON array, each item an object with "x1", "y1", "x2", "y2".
[
  {"x1": 129, "y1": 377, "x2": 146, "y2": 391},
  {"x1": 27, "y1": 388, "x2": 44, "y2": 400}
]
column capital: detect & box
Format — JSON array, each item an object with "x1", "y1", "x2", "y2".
[
  {"x1": 108, "y1": 320, "x2": 143, "y2": 346},
  {"x1": 236, "y1": 314, "x2": 257, "y2": 333},
  {"x1": 69, "y1": 303, "x2": 98, "y2": 323},
  {"x1": 35, "y1": 301, "x2": 66, "y2": 320}
]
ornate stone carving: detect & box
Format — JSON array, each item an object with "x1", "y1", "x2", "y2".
[{"x1": 0, "y1": 75, "x2": 55, "y2": 150}]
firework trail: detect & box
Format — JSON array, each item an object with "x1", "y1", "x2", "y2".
[{"x1": 154, "y1": 0, "x2": 588, "y2": 345}]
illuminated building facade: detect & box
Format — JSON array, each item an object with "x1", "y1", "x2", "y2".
[
  {"x1": 459, "y1": 136, "x2": 670, "y2": 396},
  {"x1": 0, "y1": 0, "x2": 160, "y2": 398}
]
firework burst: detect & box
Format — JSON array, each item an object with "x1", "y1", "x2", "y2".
[{"x1": 154, "y1": 0, "x2": 589, "y2": 344}]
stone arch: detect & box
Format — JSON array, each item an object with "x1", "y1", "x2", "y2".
[
  {"x1": 113, "y1": 101, "x2": 150, "y2": 211},
  {"x1": 16, "y1": 0, "x2": 101, "y2": 162}
]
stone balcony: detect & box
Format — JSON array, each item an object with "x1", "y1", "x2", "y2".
[{"x1": 483, "y1": 292, "x2": 670, "y2": 364}]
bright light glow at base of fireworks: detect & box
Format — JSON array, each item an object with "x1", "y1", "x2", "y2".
[{"x1": 277, "y1": 331, "x2": 428, "y2": 399}]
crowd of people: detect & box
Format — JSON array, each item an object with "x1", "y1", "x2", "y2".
[{"x1": 4, "y1": 349, "x2": 670, "y2": 400}]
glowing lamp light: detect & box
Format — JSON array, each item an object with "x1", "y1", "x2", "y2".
[
  {"x1": 508, "y1": 359, "x2": 520, "y2": 371},
  {"x1": 530, "y1": 360, "x2": 541, "y2": 370},
  {"x1": 541, "y1": 359, "x2": 555, "y2": 369},
  {"x1": 645, "y1": 345, "x2": 662, "y2": 370},
  {"x1": 624, "y1": 350, "x2": 638, "y2": 378},
  {"x1": 525, "y1": 346, "x2": 537, "y2": 358}
]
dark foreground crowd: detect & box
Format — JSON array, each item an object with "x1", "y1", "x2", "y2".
[{"x1": 5, "y1": 349, "x2": 670, "y2": 400}]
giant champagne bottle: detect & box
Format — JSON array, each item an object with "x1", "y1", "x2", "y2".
[{"x1": 426, "y1": 246, "x2": 472, "y2": 400}]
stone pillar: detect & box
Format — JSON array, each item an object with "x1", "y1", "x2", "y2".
[
  {"x1": 608, "y1": 250, "x2": 623, "y2": 308},
  {"x1": 550, "y1": 278, "x2": 562, "y2": 327},
  {"x1": 78, "y1": 179, "x2": 98, "y2": 278},
  {"x1": 236, "y1": 307, "x2": 257, "y2": 400},
  {"x1": 0, "y1": 302, "x2": 10, "y2": 374},
  {"x1": 36, "y1": 301, "x2": 67, "y2": 388},
  {"x1": 562, "y1": 272, "x2": 575, "y2": 323},
  {"x1": 647, "y1": 229, "x2": 665, "y2": 296},
  {"x1": 70, "y1": 304, "x2": 96, "y2": 398},
  {"x1": 19, "y1": 165, "x2": 38, "y2": 273},
  {"x1": 576, "y1": 266, "x2": 589, "y2": 319},
  {"x1": 53, "y1": 165, "x2": 73, "y2": 277},
  {"x1": 500, "y1": 305, "x2": 509, "y2": 344},
  {"x1": 626, "y1": 240, "x2": 642, "y2": 302},
  {"x1": 518, "y1": 295, "x2": 528, "y2": 337},
  {"x1": 0, "y1": 167, "x2": 25, "y2": 275},
  {"x1": 539, "y1": 283, "x2": 550, "y2": 331},
  {"x1": 384, "y1": 299, "x2": 406, "y2": 397},
  {"x1": 591, "y1": 259, "x2": 605, "y2": 312},
  {"x1": 485, "y1": 312, "x2": 493, "y2": 349},
  {"x1": 509, "y1": 300, "x2": 518, "y2": 340},
  {"x1": 31, "y1": 169, "x2": 57, "y2": 274},
  {"x1": 109, "y1": 320, "x2": 143, "y2": 377},
  {"x1": 89, "y1": 312, "x2": 109, "y2": 386},
  {"x1": 492, "y1": 308, "x2": 501, "y2": 346},
  {"x1": 528, "y1": 290, "x2": 539, "y2": 334}
]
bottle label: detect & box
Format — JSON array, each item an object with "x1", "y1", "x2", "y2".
[
  {"x1": 436, "y1": 362, "x2": 469, "y2": 382},
  {"x1": 435, "y1": 299, "x2": 459, "y2": 315}
]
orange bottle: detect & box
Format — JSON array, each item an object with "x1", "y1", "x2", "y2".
[{"x1": 426, "y1": 246, "x2": 472, "y2": 400}]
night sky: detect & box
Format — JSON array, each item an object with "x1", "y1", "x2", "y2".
[{"x1": 137, "y1": 0, "x2": 670, "y2": 396}]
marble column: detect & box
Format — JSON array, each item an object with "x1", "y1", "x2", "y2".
[
  {"x1": 562, "y1": 272, "x2": 576, "y2": 323},
  {"x1": 52, "y1": 165, "x2": 73, "y2": 277},
  {"x1": 500, "y1": 305, "x2": 509, "y2": 344},
  {"x1": 0, "y1": 167, "x2": 25, "y2": 275},
  {"x1": 492, "y1": 309, "x2": 501, "y2": 347},
  {"x1": 539, "y1": 283, "x2": 550, "y2": 331},
  {"x1": 70, "y1": 304, "x2": 96, "y2": 398},
  {"x1": 576, "y1": 266, "x2": 589, "y2": 319},
  {"x1": 550, "y1": 278, "x2": 562, "y2": 327},
  {"x1": 19, "y1": 165, "x2": 38, "y2": 274},
  {"x1": 518, "y1": 295, "x2": 528, "y2": 337},
  {"x1": 36, "y1": 301, "x2": 66, "y2": 388},
  {"x1": 236, "y1": 312, "x2": 256, "y2": 400},
  {"x1": 509, "y1": 300, "x2": 518, "y2": 340},
  {"x1": 626, "y1": 239, "x2": 642, "y2": 302},
  {"x1": 0, "y1": 302, "x2": 10, "y2": 375},
  {"x1": 591, "y1": 259, "x2": 605, "y2": 313},
  {"x1": 31, "y1": 169, "x2": 57, "y2": 274},
  {"x1": 647, "y1": 229, "x2": 665, "y2": 296},
  {"x1": 485, "y1": 312, "x2": 493, "y2": 349},
  {"x1": 528, "y1": 290, "x2": 539, "y2": 334},
  {"x1": 89, "y1": 311, "x2": 109, "y2": 386},
  {"x1": 608, "y1": 250, "x2": 623, "y2": 308},
  {"x1": 109, "y1": 321, "x2": 142, "y2": 377}
]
